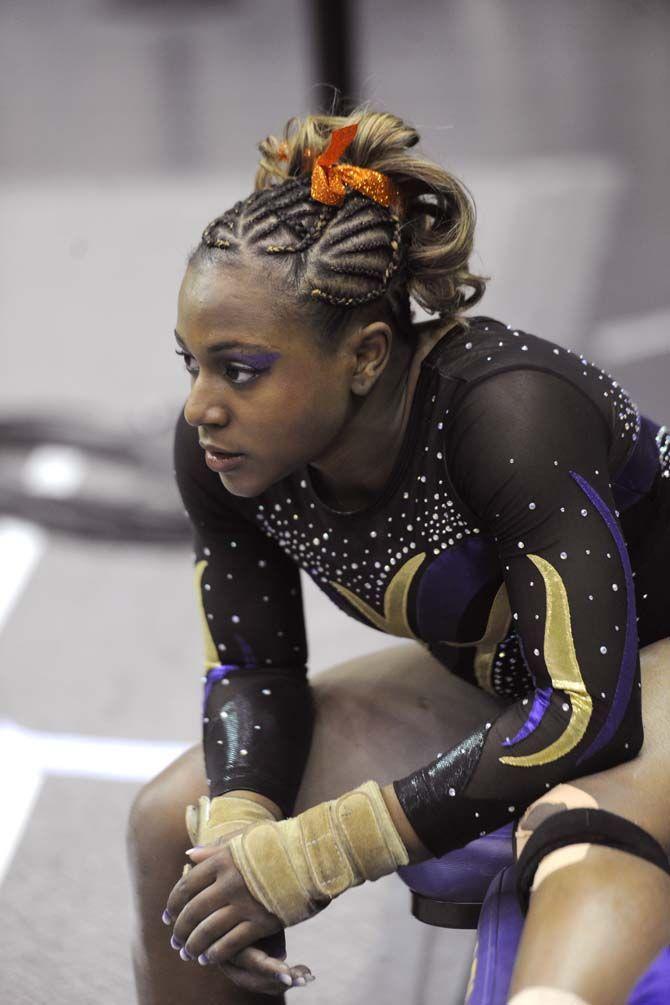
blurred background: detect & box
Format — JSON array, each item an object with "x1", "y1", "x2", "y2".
[{"x1": 0, "y1": 1, "x2": 669, "y2": 1002}]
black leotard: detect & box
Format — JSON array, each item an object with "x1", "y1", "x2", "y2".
[{"x1": 174, "y1": 316, "x2": 670, "y2": 857}]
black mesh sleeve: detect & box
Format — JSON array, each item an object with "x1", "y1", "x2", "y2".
[
  {"x1": 174, "y1": 409, "x2": 314, "y2": 818},
  {"x1": 393, "y1": 369, "x2": 643, "y2": 856}
]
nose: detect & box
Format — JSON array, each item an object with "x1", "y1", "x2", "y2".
[{"x1": 183, "y1": 373, "x2": 230, "y2": 428}]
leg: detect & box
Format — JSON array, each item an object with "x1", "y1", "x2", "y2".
[
  {"x1": 127, "y1": 642, "x2": 506, "y2": 1005},
  {"x1": 508, "y1": 637, "x2": 670, "y2": 1005}
]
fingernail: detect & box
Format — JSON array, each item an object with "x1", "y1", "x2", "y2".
[
  {"x1": 294, "y1": 977, "x2": 306, "y2": 986},
  {"x1": 197, "y1": 953, "x2": 210, "y2": 966},
  {"x1": 161, "y1": 910, "x2": 172, "y2": 925},
  {"x1": 277, "y1": 974, "x2": 292, "y2": 986},
  {"x1": 179, "y1": 947, "x2": 194, "y2": 961},
  {"x1": 185, "y1": 847, "x2": 201, "y2": 856},
  {"x1": 170, "y1": 934, "x2": 183, "y2": 950}
]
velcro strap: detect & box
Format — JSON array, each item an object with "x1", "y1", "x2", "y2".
[
  {"x1": 230, "y1": 819, "x2": 317, "y2": 926},
  {"x1": 335, "y1": 782, "x2": 409, "y2": 880},
  {"x1": 299, "y1": 801, "x2": 356, "y2": 897}
]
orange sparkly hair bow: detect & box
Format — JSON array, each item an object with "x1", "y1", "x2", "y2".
[{"x1": 310, "y1": 123, "x2": 401, "y2": 212}]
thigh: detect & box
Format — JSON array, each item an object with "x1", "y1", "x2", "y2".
[
  {"x1": 518, "y1": 637, "x2": 670, "y2": 853},
  {"x1": 293, "y1": 641, "x2": 507, "y2": 813},
  {"x1": 136, "y1": 641, "x2": 507, "y2": 837}
]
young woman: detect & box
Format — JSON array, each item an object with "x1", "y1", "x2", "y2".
[{"x1": 126, "y1": 107, "x2": 670, "y2": 1005}]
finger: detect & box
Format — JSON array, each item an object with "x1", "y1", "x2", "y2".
[
  {"x1": 185, "y1": 844, "x2": 220, "y2": 864},
  {"x1": 234, "y1": 946, "x2": 291, "y2": 977},
  {"x1": 181, "y1": 905, "x2": 240, "y2": 961},
  {"x1": 235, "y1": 946, "x2": 314, "y2": 985},
  {"x1": 165, "y1": 856, "x2": 219, "y2": 921},
  {"x1": 219, "y1": 959, "x2": 290, "y2": 996},
  {"x1": 201, "y1": 921, "x2": 267, "y2": 967},
  {"x1": 172, "y1": 883, "x2": 235, "y2": 948}
]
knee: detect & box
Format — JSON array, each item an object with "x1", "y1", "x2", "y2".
[
  {"x1": 514, "y1": 795, "x2": 670, "y2": 916},
  {"x1": 126, "y1": 776, "x2": 188, "y2": 880},
  {"x1": 514, "y1": 783, "x2": 599, "y2": 860}
]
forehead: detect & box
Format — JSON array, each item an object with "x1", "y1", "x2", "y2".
[{"x1": 178, "y1": 258, "x2": 304, "y2": 346}]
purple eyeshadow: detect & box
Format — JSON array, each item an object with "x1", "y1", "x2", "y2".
[{"x1": 239, "y1": 351, "x2": 281, "y2": 368}]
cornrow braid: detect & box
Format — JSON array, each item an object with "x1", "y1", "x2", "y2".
[
  {"x1": 192, "y1": 104, "x2": 487, "y2": 346},
  {"x1": 196, "y1": 176, "x2": 407, "y2": 338}
]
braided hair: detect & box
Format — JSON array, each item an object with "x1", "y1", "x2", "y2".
[{"x1": 191, "y1": 105, "x2": 486, "y2": 349}]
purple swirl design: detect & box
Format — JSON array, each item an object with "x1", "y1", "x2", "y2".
[
  {"x1": 502, "y1": 687, "x2": 554, "y2": 748},
  {"x1": 202, "y1": 663, "x2": 240, "y2": 712},
  {"x1": 570, "y1": 471, "x2": 638, "y2": 766}
]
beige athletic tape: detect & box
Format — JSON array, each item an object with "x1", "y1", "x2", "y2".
[
  {"x1": 515, "y1": 784, "x2": 600, "y2": 857},
  {"x1": 531, "y1": 843, "x2": 591, "y2": 892},
  {"x1": 185, "y1": 793, "x2": 279, "y2": 846},
  {"x1": 181, "y1": 794, "x2": 279, "y2": 878},
  {"x1": 508, "y1": 988, "x2": 590, "y2": 1005}
]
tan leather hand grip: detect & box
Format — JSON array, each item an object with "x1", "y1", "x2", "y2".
[{"x1": 227, "y1": 780, "x2": 409, "y2": 926}]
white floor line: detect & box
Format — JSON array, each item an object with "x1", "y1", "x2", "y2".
[
  {"x1": 0, "y1": 447, "x2": 86, "y2": 881},
  {"x1": 0, "y1": 519, "x2": 45, "y2": 634},
  {"x1": 0, "y1": 719, "x2": 191, "y2": 885},
  {"x1": 0, "y1": 722, "x2": 45, "y2": 886}
]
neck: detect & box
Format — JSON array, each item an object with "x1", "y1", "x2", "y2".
[{"x1": 308, "y1": 318, "x2": 456, "y2": 511}]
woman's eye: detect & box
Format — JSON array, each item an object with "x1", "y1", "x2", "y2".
[
  {"x1": 223, "y1": 363, "x2": 259, "y2": 386},
  {"x1": 175, "y1": 349, "x2": 199, "y2": 375},
  {"x1": 174, "y1": 349, "x2": 260, "y2": 386}
]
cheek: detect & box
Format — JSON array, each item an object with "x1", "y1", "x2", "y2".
[{"x1": 261, "y1": 381, "x2": 339, "y2": 446}]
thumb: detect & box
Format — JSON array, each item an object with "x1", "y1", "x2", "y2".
[{"x1": 185, "y1": 845, "x2": 219, "y2": 862}]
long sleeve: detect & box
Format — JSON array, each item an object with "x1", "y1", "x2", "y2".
[
  {"x1": 173, "y1": 410, "x2": 315, "y2": 818},
  {"x1": 393, "y1": 368, "x2": 643, "y2": 857}
]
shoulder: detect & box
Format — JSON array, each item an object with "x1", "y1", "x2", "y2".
[{"x1": 433, "y1": 318, "x2": 612, "y2": 445}]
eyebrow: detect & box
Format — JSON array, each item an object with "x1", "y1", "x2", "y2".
[{"x1": 174, "y1": 330, "x2": 276, "y2": 355}]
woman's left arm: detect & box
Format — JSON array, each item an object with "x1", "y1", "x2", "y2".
[{"x1": 392, "y1": 367, "x2": 644, "y2": 857}]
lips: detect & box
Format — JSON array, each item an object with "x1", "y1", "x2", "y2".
[{"x1": 199, "y1": 441, "x2": 244, "y2": 457}]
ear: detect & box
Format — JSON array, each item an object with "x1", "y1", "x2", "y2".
[{"x1": 349, "y1": 320, "x2": 393, "y2": 395}]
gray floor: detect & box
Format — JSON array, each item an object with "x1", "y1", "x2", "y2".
[{"x1": 1, "y1": 2, "x2": 670, "y2": 1003}]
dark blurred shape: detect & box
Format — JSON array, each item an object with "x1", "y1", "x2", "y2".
[
  {"x1": 307, "y1": 0, "x2": 358, "y2": 113},
  {"x1": 0, "y1": 413, "x2": 190, "y2": 545}
]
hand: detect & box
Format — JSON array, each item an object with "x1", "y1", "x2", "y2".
[
  {"x1": 218, "y1": 933, "x2": 315, "y2": 995},
  {"x1": 164, "y1": 842, "x2": 315, "y2": 969}
]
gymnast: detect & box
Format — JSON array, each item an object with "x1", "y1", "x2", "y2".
[{"x1": 126, "y1": 106, "x2": 670, "y2": 1004}]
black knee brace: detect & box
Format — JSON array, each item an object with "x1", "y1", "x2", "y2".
[{"x1": 515, "y1": 807, "x2": 670, "y2": 914}]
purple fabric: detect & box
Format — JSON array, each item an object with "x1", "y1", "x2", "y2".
[
  {"x1": 502, "y1": 687, "x2": 553, "y2": 748},
  {"x1": 570, "y1": 471, "x2": 638, "y2": 766},
  {"x1": 416, "y1": 537, "x2": 501, "y2": 642},
  {"x1": 628, "y1": 946, "x2": 670, "y2": 1005},
  {"x1": 464, "y1": 865, "x2": 524, "y2": 1005},
  {"x1": 396, "y1": 824, "x2": 514, "y2": 902},
  {"x1": 234, "y1": 633, "x2": 257, "y2": 668},
  {"x1": 202, "y1": 663, "x2": 240, "y2": 712},
  {"x1": 612, "y1": 415, "x2": 662, "y2": 512}
]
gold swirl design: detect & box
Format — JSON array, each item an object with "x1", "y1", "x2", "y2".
[
  {"x1": 472, "y1": 583, "x2": 513, "y2": 694},
  {"x1": 194, "y1": 559, "x2": 222, "y2": 671},
  {"x1": 329, "y1": 552, "x2": 426, "y2": 639},
  {"x1": 499, "y1": 554, "x2": 593, "y2": 767},
  {"x1": 464, "y1": 938, "x2": 478, "y2": 1003}
]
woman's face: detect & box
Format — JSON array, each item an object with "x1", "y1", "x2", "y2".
[{"x1": 176, "y1": 258, "x2": 358, "y2": 498}]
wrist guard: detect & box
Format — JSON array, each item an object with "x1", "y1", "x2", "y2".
[
  {"x1": 227, "y1": 779, "x2": 409, "y2": 926},
  {"x1": 185, "y1": 793, "x2": 280, "y2": 847}
]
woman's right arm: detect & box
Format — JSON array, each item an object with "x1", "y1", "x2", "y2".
[{"x1": 173, "y1": 410, "x2": 314, "y2": 821}]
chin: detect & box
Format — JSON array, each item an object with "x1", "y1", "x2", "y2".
[{"x1": 218, "y1": 464, "x2": 281, "y2": 498}]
